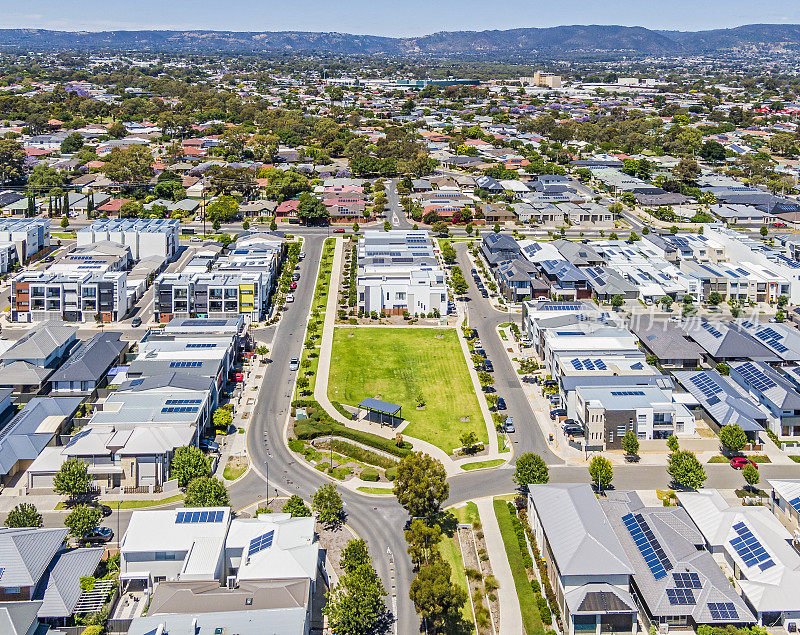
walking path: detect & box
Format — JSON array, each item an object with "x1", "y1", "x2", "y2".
[{"x1": 475, "y1": 496, "x2": 522, "y2": 635}]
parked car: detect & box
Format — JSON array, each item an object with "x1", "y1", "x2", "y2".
[
  {"x1": 88, "y1": 502, "x2": 113, "y2": 517},
  {"x1": 563, "y1": 425, "x2": 584, "y2": 436},
  {"x1": 333, "y1": 228, "x2": 345, "y2": 233},
  {"x1": 471, "y1": 268, "x2": 477, "y2": 275},
  {"x1": 730, "y1": 456, "x2": 757, "y2": 469},
  {"x1": 504, "y1": 417, "x2": 515, "y2": 433},
  {"x1": 484, "y1": 360, "x2": 494, "y2": 372},
  {"x1": 473, "y1": 339, "x2": 482, "y2": 348},
  {"x1": 476, "y1": 348, "x2": 487, "y2": 358},
  {"x1": 44, "y1": 255, "x2": 55, "y2": 262},
  {"x1": 84, "y1": 526, "x2": 114, "y2": 544},
  {"x1": 299, "y1": 251, "x2": 306, "y2": 259},
  {"x1": 543, "y1": 379, "x2": 558, "y2": 387},
  {"x1": 199, "y1": 438, "x2": 220, "y2": 452},
  {"x1": 289, "y1": 356, "x2": 300, "y2": 371},
  {"x1": 550, "y1": 408, "x2": 567, "y2": 420},
  {"x1": 131, "y1": 317, "x2": 142, "y2": 327},
  {"x1": 480, "y1": 290, "x2": 489, "y2": 298},
  {"x1": 286, "y1": 294, "x2": 294, "y2": 303},
  {"x1": 292, "y1": 273, "x2": 300, "y2": 281},
  {"x1": 496, "y1": 397, "x2": 506, "y2": 410},
  {"x1": 289, "y1": 282, "x2": 297, "y2": 290}
]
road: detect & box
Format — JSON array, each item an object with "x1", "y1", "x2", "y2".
[
  {"x1": 387, "y1": 180, "x2": 413, "y2": 229},
  {"x1": 229, "y1": 232, "x2": 418, "y2": 634}
]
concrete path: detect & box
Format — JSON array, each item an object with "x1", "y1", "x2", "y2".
[{"x1": 475, "y1": 496, "x2": 522, "y2": 635}]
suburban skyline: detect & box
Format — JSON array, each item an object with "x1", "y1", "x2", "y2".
[{"x1": 7, "y1": 0, "x2": 800, "y2": 37}]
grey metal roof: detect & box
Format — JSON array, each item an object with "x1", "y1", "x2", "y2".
[
  {"x1": 672, "y1": 371, "x2": 766, "y2": 433},
  {"x1": 729, "y1": 361, "x2": 800, "y2": 411},
  {"x1": 0, "y1": 527, "x2": 69, "y2": 587},
  {"x1": 683, "y1": 320, "x2": 779, "y2": 362},
  {"x1": 0, "y1": 362, "x2": 54, "y2": 387},
  {"x1": 128, "y1": 607, "x2": 309, "y2": 635},
  {"x1": 0, "y1": 601, "x2": 43, "y2": 635},
  {"x1": 564, "y1": 583, "x2": 637, "y2": 615},
  {"x1": 117, "y1": 371, "x2": 214, "y2": 394},
  {"x1": 48, "y1": 332, "x2": 126, "y2": 384},
  {"x1": 601, "y1": 491, "x2": 755, "y2": 625},
  {"x1": 35, "y1": 547, "x2": 103, "y2": 618},
  {"x1": 358, "y1": 398, "x2": 401, "y2": 415},
  {"x1": 560, "y1": 374, "x2": 674, "y2": 392},
  {"x1": 528, "y1": 483, "x2": 633, "y2": 577}
]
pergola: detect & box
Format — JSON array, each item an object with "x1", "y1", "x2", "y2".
[{"x1": 358, "y1": 397, "x2": 402, "y2": 427}]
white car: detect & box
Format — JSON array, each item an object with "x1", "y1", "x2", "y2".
[{"x1": 286, "y1": 294, "x2": 295, "y2": 303}]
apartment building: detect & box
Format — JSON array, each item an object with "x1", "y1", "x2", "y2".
[
  {"x1": 77, "y1": 218, "x2": 179, "y2": 260},
  {"x1": 11, "y1": 270, "x2": 128, "y2": 322},
  {"x1": 0, "y1": 218, "x2": 50, "y2": 263}
]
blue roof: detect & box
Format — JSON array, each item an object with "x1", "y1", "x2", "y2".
[{"x1": 358, "y1": 398, "x2": 401, "y2": 415}]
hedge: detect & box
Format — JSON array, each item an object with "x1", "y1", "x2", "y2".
[
  {"x1": 361, "y1": 467, "x2": 380, "y2": 482},
  {"x1": 385, "y1": 466, "x2": 398, "y2": 481},
  {"x1": 292, "y1": 400, "x2": 412, "y2": 458}
]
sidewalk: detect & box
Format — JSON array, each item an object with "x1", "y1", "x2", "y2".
[{"x1": 475, "y1": 496, "x2": 522, "y2": 635}]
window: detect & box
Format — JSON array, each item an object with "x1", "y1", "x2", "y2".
[
  {"x1": 155, "y1": 552, "x2": 176, "y2": 561},
  {"x1": 3, "y1": 587, "x2": 20, "y2": 594},
  {"x1": 617, "y1": 424, "x2": 627, "y2": 436},
  {"x1": 608, "y1": 430, "x2": 613, "y2": 443},
  {"x1": 396, "y1": 292, "x2": 406, "y2": 300}
]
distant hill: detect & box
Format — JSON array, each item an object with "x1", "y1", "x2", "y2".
[{"x1": 1, "y1": 24, "x2": 799, "y2": 57}]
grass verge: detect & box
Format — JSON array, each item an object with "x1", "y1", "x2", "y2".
[
  {"x1": 460, "y1": 459, "x2": 505, "y2": 471},
  {"x1": 438, "y1": 532, "x2": 474, "y2": 626},
  {"x1": 55, "y1": 493, "x2": 186, "y2": 510},
  {"x1": 356, "y1": 486, "x2": 395, "y2": 495},
  {"x1": 493, "y1": 499, "x2": 544, "y2": 635}
]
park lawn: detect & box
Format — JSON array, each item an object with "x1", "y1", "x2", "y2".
[
  {"x1": 328, "y1": 328, "x2": 487, "y2": 453},
  {"x1": 461, "y1": 459, "x2": 505, "y2": 471},
  {"x1": 493, "y1": 499, "x2": 544, "y2": 635}
]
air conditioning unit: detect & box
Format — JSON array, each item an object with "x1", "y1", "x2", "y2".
[{"x1": 659, "y1": 624, "x2": 669, "y2": 634}]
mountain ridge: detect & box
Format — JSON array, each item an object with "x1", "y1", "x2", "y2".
[{"x1": 0, "y1": 24, "x2": 798, "y2": 57}]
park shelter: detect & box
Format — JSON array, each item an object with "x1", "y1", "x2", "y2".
[{"x1": 358, "y1": 398, "x2": 402, "y2": 427}]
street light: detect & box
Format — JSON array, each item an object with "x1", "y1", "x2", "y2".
[{"x1": 264, "y1": 460, "x2": 269, "y2": 508}]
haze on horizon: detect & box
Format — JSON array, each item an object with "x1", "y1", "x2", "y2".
[{"x1": 6, "y1": 0, "x2": 800, "y2": 38}]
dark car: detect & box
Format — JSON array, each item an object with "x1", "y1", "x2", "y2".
[
  {"x1": 44, "y1": 255, "x2": 55, "y2": 262},
  {"x1": 476, "y1": 348, "x2": 487, "y2": 358},
  {"x1": 199, "y1": 437, "x2": 220, "y2": 452},
  {"x1": 131, "y1": 317, "x2": 142, "y2": 327},
  {"x1": 84, "y1": 526, "x2": 114, "y2": 544},
  {"x1": 550, "y1": 408, "x2": 567, "y2": 420},
  {"x1": 471, "y1": 268, "x2": 477, "y2": 275},
  {"x1": 484, "y1": 360, "x2": 494, "y2": 372},
  {"x1": 496, "y1": 397, "x2": 506, "y2": 410},
  {"x1": 480, "y1": 290, "x2": 489, "y2": 298},
  {"x1": 292, "y1": 273, "x2": 300, "y2": 281},
  {"x1": 88, "y1": 502, "x2": 113, "y2": 517},
  {"x1": 543, "y1": 379, "x2": 558, "y2": 387},
  {"x1": 563, "y1": 425, "x2": 584, "y2": 436}
]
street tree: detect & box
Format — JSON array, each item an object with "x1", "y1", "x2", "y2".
[
  {"x1": 660, "y1": 296, "x2": 673, "y2": 312},
  {"x1": 667, "y1": 450, "x2": 707, "y2": 490},
  {"x1": 708, "y1": 291, "x2": 723, "y2": 306},
  {"x1": 64, "y1": 505, "x2": 102, "y2": 540},
  {"x1": 185, "y1": 477, "x2": 230, "y2": 507},
  {"x1": 4, "y1": 503, "x2": 43, "y2": 528},
  {"x1": 760, "y1": 226, "x2": 769, "y2": 237},
  {"x1": 610, "y1": 294, "x2": 624, "y2": 310},
  {"x1": 589, "y1": 455, "x2": 613, "y2": 493},
  {"x1": 282, "y1": 495, "x2": 312, "y2": 517},
  {"x1": 213, "y1": 408, "x2": 233, "y2": 432},
  {"x1": 393, "y1": 452, "x2": 449, "y2": 518},
  {"x1": 171, "y1": 446, "x2": 211, "y2": 487},
  {"x1": 667, "y1": 435, "x2": 680, "y2": 453},
  {"x1": 622, "y1": 430, "x2": 640, "y2": 458},
  {"x1": 324, "y1": 539, "x2": 390, "y2": 635},
  {"x1": 54, "y1": 458, "x2": 90, "y2": 502},
  {"x1": 313, "y1": 483, "x2": 344, "y2": 528},
  {"x1": 405, "y1": 519, "x2": 442, "y2": 567},
  {"x1": 206, "y1": 195, "x2": 239, "y2": 223},
  {"x1": 742, "y1": 464, "x2": 760, "y2": 491},
  {"x1": 431, "y1": 221, "x2": 448, "y2": 235},
  {"x1": 719, "y1": 424, "x2": 748, "y2": 454},
  {"x1": 513, "y1": 452, "x2": 549, "y2": 489},
  {"x1": 459, "y1": 431, "x2": 479, "y2": 454},
  {"x1": 409, "y1": 558, "x2": 468, "y2": 632}
]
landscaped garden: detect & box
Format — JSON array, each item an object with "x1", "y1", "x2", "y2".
[{"x1": 327, "y1": 327, "x2": 488, "y2": 453}]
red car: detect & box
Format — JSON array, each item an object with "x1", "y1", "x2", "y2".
[
  {"x1": 730, "y1": 456, "x2": 757, "y2": 469},
  {"x1": 289, "y1": 282, "x2": 297, "y2": 290},
  {"x1": 333, "y1": 228, "x2": 345, "y2": 233}
]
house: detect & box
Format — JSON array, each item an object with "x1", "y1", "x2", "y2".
[
  {"x1": 631, "y1": 321, "x2": 704, "y2": 368},
  {"x1": 767, "y1": 479, "x2": 800, "y2": 532},
  {"x1": 48, "y1": 332, "x2": 127, "y2": 396},
  {"x1": 600, "y1": 491, "x2": 754, "y2": 630},
  {"x1": 527, "y1": 484, "x2": 638, "y2": 635},
  {"x1": 677, "y1": 489, "x2": 800, "y2": 628},
  {"x1": 683, "y1": 320, "x2": 779, "y2": 364},
  {"x1": 537, "y1": 260, "x2": 591, "y2": 299},
  {"x1": 728, "y1": 361, "x2": 800, "y2": 437},
  {"x1": 480, "y1": 233, "x2": 520, "y2": 266},
  {"x1": 495, "y1": 259, "x2": 549, "y2": 302},
  {"x1": 0, "y1": 323, "x2": 78, "y2": 394}
]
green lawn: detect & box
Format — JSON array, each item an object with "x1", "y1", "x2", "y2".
[
  {"x1": 328, "y1": 328, "x2": 487, "y2": 453},
  {"x1": 54, "y1": 494, "x2": 186, "y2": 510},
  {"x1": 356, "y1": 486, "x2": 395, "y2": 495},
  {"x1": 493, "y1": 499, "x2": 544, "y2": 635},
  {"x1": 461, "y1": 459, "x2": 505, "y2": 471},
  {"x1": 438, "y1": 532, "x2": 474, "y2": 627}
]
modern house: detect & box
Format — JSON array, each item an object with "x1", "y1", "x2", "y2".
[{"x1": 48, "y1": 332, "x2": 127, "y2": 396}]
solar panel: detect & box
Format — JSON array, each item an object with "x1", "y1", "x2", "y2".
[
  {"x1": 186, "y1": 342, "x2": 217, "y2": 348},
  {"x1": 161, "y1": 406, "x2": 200, "y2": 414},
  {"x1": 165, "y1": 399, "x2": 203, "y2": 405},
  {"x1": 701, "y1": 321, "x2": 723, "y2": 339},
  {"x1": 708, "y1": 602, "x2": 738, "y2": 620},
  {"x1": 673, "y1": 572, "x2": 701, "y2": 589},
  {"x1": 176, "y1": 510, "x2": 224, "y2": 523},
  {"x1": 789, "y1": 496, "x2": 800, "y2": 514},
  {"x1": 247, "y1": 530, "x2": 275, "y2": 556},
  {"x1": 729, "y1": 521, "x2": 774, "y2": 570},
  {"x1": 622, "y1": 513, "x2": 673, "y2": 580},
  {"x1": 666, "y1": 588, "x2": 696, "y2": 605},
  {"x1": 611, "y1": 390, "x2": 645, "y2": 396},
  {"x1": 736, "y1": 362, "x2": 777, "y2": 392},
  {"x1": 169, "y1": 361, "x2": 203, "y2": 368}
]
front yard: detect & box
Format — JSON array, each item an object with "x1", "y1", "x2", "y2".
[{"x1": 327, "y1": 327, "x2": 487, "y2": 453}]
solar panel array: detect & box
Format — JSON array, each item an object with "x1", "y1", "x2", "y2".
[
  {"x1": 708, "y1": 602, "x2": 738, "y2": 620},
  {"x1": 622, "y1": 513, "x2": 673, "y2": 580},
  {"x1": 690, "y1": 373, "x2": 723, "y2": 402},
  {"x1": 789, "y1": 495, "x2": 800, "y2": 514},
  {"x1": 186, "y1": 342, "x2": 217, "y2": 348},
  {"x1": 666, "y1": 588, "x2": 696, "y2": 605},
  {"x1": 248, "y1": 530, "x2": 275, "y2": 556},
  {"x1": 170, "y1": 361, "x2": 203, "y2": 368},
  {"x1": 161, "y1": 406, "x2": 200, "y2": 414},
  {"x1": 541, "y1": 303, "x2": 582, "y2": 311},
  {"x1": 165, "y1": 399, "x2": 202, "y2": 405},
  {"x1": 570, "y1": 358, "x2": 608, "y2": 371},
  {"x1": 755, "y1": 327, "x2": 789, "y2": 354},
  {"x1": 701, "y1": 321, "x2": 724, "y2": 339},
  {"x1": 611, "y1": 390, "x2": 645, "y2": 396},
  {"x1": 736, "y1": 362, "x2": 778, "y2": 392},
  {"x1": 176, "y1": 510, "x2": 225, "y2": 523},
  {"x1": 673, "y1": 572, "x2": 702, "y2": 588},
  {"x1": 730, "y1": 521, "x2": 775, "y2": 570}
]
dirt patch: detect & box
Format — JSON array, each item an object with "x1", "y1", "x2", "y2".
[
  {"x1": 460, "y1": 416, "x2": 470, "y2": 422},
  {"x1": 316, "y1": 521, "x2": 357, "y2": 579}
]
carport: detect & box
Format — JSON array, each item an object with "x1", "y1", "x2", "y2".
[{"x1": 358, "y1": 398, "x2": 402, "y2": 427}]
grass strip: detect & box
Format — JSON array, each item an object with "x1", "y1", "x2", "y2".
[{"x1": 460, "y1": 459, "x2": 504, "y2": 471}]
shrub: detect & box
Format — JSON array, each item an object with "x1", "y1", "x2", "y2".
[
  {"x1": 484, "y1": 574, "x2": 498, "y2": 592},
  {"x1": 530, "y1": 579, "x2": 541, "y2": 594},
  {"x1": 288, "y1": 438, "x2": 305, "y2": 453},
  {"x1": 385, "y1": 466, "x2": 397, "y2": 481},
  {"x1": 360, "y1": 467, "x2": 379, "y2": 482}
]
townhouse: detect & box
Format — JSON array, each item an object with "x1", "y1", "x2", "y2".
[{"x1": 77, "y1": 218, "x2": 180, "y2": 261}]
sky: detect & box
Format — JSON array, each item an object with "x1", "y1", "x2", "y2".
[{"x1": 6, "y1": 0, "x2": 800, "y2": 36}]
